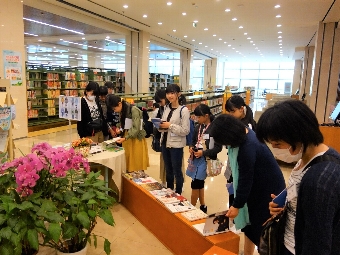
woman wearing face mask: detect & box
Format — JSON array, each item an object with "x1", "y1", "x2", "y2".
[
  {"x1": 256, "y1": 100, "x2": 340, "y2": 255},
  {"x1": 77, "y1": 82, "x2": 105, "y2": 143},
  {"x1": 210, "y1": 114, "x2": 285, "y2": 255},
  {"x1": 159, "y1": 84, "x2": 190, "y2": 194}
]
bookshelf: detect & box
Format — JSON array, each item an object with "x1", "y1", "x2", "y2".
[{"x1": 149, "y1": 73, "x2": 174, "y2": 92}]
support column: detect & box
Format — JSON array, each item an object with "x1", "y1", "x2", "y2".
[
  {"x1": 292, "y1": 60, "x2": 303, "y2": 96},
  {"x1": 204, "y1": 58, "x2": 217, "y2": 90},
  {"x1": 125, "y1": 31, "x2": 150, "y2": 94},
  {"x1": 88, "y1": 56, "x2": 103, "y2": 68},
  {"x1": 0, "y1": 0, "x2": 27, "y2": 139},
  {"x1": 310, "y1": 22, "x2": 340, "y2": 123},
  {"x1": 300, "y1": 46, "x2": 315, "y2": 102},
  {"x1": 180, "y1": 49, "x2": 192, "y2": 91}
]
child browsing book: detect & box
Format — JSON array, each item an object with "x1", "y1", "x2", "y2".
[{"x1": 186, "y1": 104, "x2": 222, "y2": 213}]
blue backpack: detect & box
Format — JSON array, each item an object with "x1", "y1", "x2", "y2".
[{"x1": 180, "y1": 106, "x2": 195, "y2": 146}]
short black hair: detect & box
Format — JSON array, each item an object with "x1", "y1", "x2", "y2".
[
  {"x1": 106, "y1": 94, "x2": 121, "y2": 108},
  {"x1": 99, "y1": 85, "x2": 108, "y2": 96},
  {"x1": 154, "y1": 89, "x2": 166, "y2": 103},
  {"x1": 153, "y1": 103, "x2": 160, "y2": 108},
  {"x1": 210, "y1": 114, "x2": 247, "y2": 147},
  {"x1": 85, "y1": 81, "x2": 99, "y2": 96},
  {"x1": 104, "y1": 81, "x2": 114, "y2": 90},
  {"x1": 194, "y1": 104, "x2": 214, "y2": 122},
  {"x1": 225, "y1": 95, "x2": 246, "y2": 112},
  {"x1": 256, "y1": 100, "x2": 323, "y2": 152},
  {"x1": 166, "y1": 83, "x2": 180, "y2": 94}
]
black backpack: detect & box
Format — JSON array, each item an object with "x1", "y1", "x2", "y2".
[{"x1": 137, "y1": 107, "x2": 153, "y2": 138}]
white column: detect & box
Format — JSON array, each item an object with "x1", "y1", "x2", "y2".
[
  {"x1": 180, "y1": 49, "x2": 192, "y2": 91},
  {"x1": 204, "y1": 58, "x2": 217, "y2": 90},
  {"x1": 292, "y1": 60, "x2": 303, "y2": 96},
  {"x1": 0, "y1": 0, "x2": 27, "y2": 139},
  {"x1": 137, "y1": 31, "x2": 150, "y2": 93}
]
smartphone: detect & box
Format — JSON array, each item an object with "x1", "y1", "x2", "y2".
[{"x1": 272, "y1": 188, "x2": 287, "y2": 207}]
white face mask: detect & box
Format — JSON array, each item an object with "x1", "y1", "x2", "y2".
[
  {"x1": 87, "y1": 95, "x2": 95, "y2": 101},
  {"x1": 272, "y1": 146, "x2": 303, "y2": 163}
]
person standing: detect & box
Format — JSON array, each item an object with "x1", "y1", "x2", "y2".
[
  {"x1": 187, "y1": 104, "x2": 222, "y2": 213},
  {"x1": 98, "y1": 86, "x2": 110, "y2": 141},
  {"x1": 210, "y1": 114, "x2": 285, "y2": 255},
  {"x1": 106, "y1": 95, "x2": 149, "y2": 172},
  {"x1": 77, "y1": 82, "x2": 105, "y2": 143},
  {"x1": 256, "y1": 99, "x2": 340, "y2": 255},
  {"x1": 104, "y1": 81, "x2": 115, "y2": 94},
  {"x1": 159, "y1": 84, "x2": 190, "y2": 194}
]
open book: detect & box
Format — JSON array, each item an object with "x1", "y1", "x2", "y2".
[{"x1": 193, "y1": 210, "x2": 229, "y2": 236}]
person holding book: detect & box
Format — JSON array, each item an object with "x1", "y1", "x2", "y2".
[
  {"x1": 106, "y1": 94, "x2": 149, "y2": 172},
  {"x1": 256, "y1": 99, "x2": 340, "y2": 255},
  {"x1": 187, "y1": 104, "x2": 222, "y2": 213},
  {"x1": 159, "y1": 84, "x2": 190, "y2": 194},
  {"x1": 210, "y1": 114, "x2": 285, "y2": 255}
]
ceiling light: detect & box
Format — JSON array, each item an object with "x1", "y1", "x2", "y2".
[
  {"x1": 277, "y1": 24, "x2": 282, "y2": 27},
  {"x1": 250, "y1": 41, "x2": 253, "y2": 43},
  {"x1": 244, "y1": 32, "x2": 247, "y2": 35},
  {"x1": 148, "y1": 40, "x2": 150, "y2": 42},
  {"x1": 184, "y1": 35, "x2": 187, "y2": 38},
  {"x1": 280, "y1": 46, "x2": 282, "y2": 48},
  {"x1": 205, "y1": 46, "x2": 208, "y2": 47},
  {"x1": 199, "y1": 42, "x2": 202, "y2": 44},
  {"x1": 225, "y1": 8, "x2": 230, "y2": 12},
  {"x1": 232, "y1": 18, "x2": 237, "y2": 21},
  {"x1": 82, "y1": 37, "x2": 85, "y2": 39},
  {"x1": 279, "y1": 40, "x2": 282, "y2": 42},
  {"x1": 275, "y1": 5, "x2": 280, "y2": 8},
  {"x1": 211, "y1": 49, "x2": 213, "y2": 50},
  {"x1": 278, "y1": 31, "x2": 282, "y2": 33},
  {"x1": 158, "y1": 22, "x2": 162, "y2": 25},
  {"x1": 213, "y1": 34, "x2": 216, "y2": 37},
  {"x1": 182, "y1": 12, "x2": 186, "y2": 15},
  {"x1": 228, "y1": 44, "x2": 231, "y2": 47},
  {"x1": 193, "y1": 20, "x2": 198, "y2": 23},
  {"x1": 232, "y1": 48, "x2": 235, "y2": 50},
  {"x1": 204, "y1": 28, "x2": 208, "y2": 31},
  {"x1": 38, "y1": 39, "x2": 42, "y2": 41},
  {"x1": 239, "y1": 26, "x2": 243, "y2": 29},
  {"x1": 192, "y1": 39, "x2": 195, "y2": 41},
  {"x1": 24, "y1": 32, "x2": 38, "y2": 36},
  {"x1": 276, "y1": 15, "x2": 281, "y2": 18},
  {"x1": 219, "y1": 38, "x2": 222, "y2": 40},
  {"x1": 278, "y1": 36, "x2": 282, "y2": 38},
  {"x1": 23, "y1": 17, "x2": 84, "y2": 35},
  {"x1": 173, "y1": 29, "x2": 176, "y2": 32},
  {"x1": 236, "y1": 51, "x2": 239, "y2": 52},
  {"x1": 224, "y1": 42, "x2": 227, "y2": 44},
  {"x1": 143, "y1": 14, "x2": 147, "y2": 18},
  {"x1": 123, "y1": 5, "x2": 128, "y2": 8},
  {"x1": 106, "y1": 36, "x2": 110, "y2": 39},
  {"x1": 247, "y1": 37, "x2": 251, "y2": 39},
  {"x1": 167, "y1": 2, "x2": 172, "y2": 5},
  {"x1": 253, "y1": 44, "x2": 255, "y2": 46},
  {"x1": 279, "y1": 43, "x2": 282, "y2": 45}
]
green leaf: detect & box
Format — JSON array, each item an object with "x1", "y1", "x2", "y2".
[
  {"x1": 12, "y1": 219, "x2": 26, "y2": 233},
  {"x1": 0, "y1": 243, "x2": 13, "y2": 255},
  {"x1": 8, "y1": 202, "x2": 17, "y2": 213},
  {"x1": 0, "y1": 214, "x2": 6, "y2": 225},
  {"x1": 0, "y1": 226, "x2": 13, "y2": 239},
  {"x1": 76, "y1": 211, "x2": 90, "y2": 229},
  {"x1": 99, "y1": 209, "x2": 114, "y2": 226},
  {"x1": 27, "y1": 228, "x2": 39, "y2": 250},
  {"x1": 94, "y1": 191, "x2": 107, "y2": 200},
  {"x1": 88, "y1": 210, "x2": 96, "y2": 218},
  {"x1": 104, "y1": 239, "x2": 111, "y2": 255},
  {"x1": 17, "y1": 201, "x2": 34, "y2": 210},
  {"x1": 40, "y1": 200, "x2": 57, "y2": 212},
  {"x1": 81, "y1": 191, "x2": 96, "y2": 201},
  {"x1": 93, "y1": 234, "x2": 97, "y2": 248},
  {"x1": 92, "y1": 180, "x2": 106, "y2": 187},
  {"x1": 64, "y1": 191, "x2": 76, "y2": 205},
  {"x1": 87, "y1": 199, "x2": 97, "y2": 205},
  {"x1": 9, "y1": 232, "x2": 20, "y2": 246},
  {"x1": 46, "y1": 211, "x2": 64, "y2": 223},
  {"x1": 62, "y1": 222, "x2": 78, "y2": 239},
  {"x1": 48, "y1": 222, "x2": 62, "y2": 243},
  {"x1": 52, "y1": 191, "x2": 63, "y2": 201}
]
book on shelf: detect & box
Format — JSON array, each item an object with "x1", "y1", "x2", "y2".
[
  {"x1": 139, "y1": 182, "x2": 165, "y2": 191},
  {"x1": 181, "y1": 209, "x2": 208, "y2": 222},
  {"x1": 165, "y1": 201, "x2": 196, "y2": 213},
  {"x1": 132, "y1": 177, "x2": 158, "y2": 184},
  {"x1": 155, "y1": 191, "x2": 187, "y2": 204},
  {"x1": 192, "y1": 210, "x2": 229, "y2": 236}
]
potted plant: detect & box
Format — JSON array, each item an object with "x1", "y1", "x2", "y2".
[
  {"x1": 71, "y1": 137, "x2": 93, "y2": 157},
  {"x1": 0, "y1": 142, "x2": 116, "y2": 255}
]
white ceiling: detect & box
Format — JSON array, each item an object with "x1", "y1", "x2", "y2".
[{"x1": 23, "y1": 0, "x2": 340, "y2": 65}]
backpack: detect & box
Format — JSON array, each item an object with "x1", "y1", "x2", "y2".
[
  {"x1": 137, "y1": 106, "x2": 153, "y2": 138},
  {"x1": 180, "y1": 106, "x2": 195, "y2": 146}
]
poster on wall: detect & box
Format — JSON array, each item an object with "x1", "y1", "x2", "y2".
[
  {"x1": 59, "y1": 96, "x2": 81, "y2": 121},
  {"x1": 0, "y1": 107, "x2": 11, "y2": 131},
  {"x1": 2, "y1": 50, "x2": 22, "y2": 86}
]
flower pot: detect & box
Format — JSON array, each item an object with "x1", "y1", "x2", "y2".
[
  {"x1": 74, "y1": 146, "x2": 90, "y2": 157},
  {"x1": 56, "y1": 244, "x2": 88, "y2": 255}
]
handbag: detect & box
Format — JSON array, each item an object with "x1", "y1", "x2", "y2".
[
  {"x1": 87, "y1": 118, "x2": 103, "y2": 132},
  {"x1": 206, "y1": 157, "x2": 223, "y2": 177},
  {"x1": 259, "y1": 208, "x2": 287, "y2": 255}
]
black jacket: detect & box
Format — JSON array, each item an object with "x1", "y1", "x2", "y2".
[
  {"x1": 191, "y1": 123, "x2": 222, "y2": 160},
  {"x1": 77, "y1": 97, "x2": 105, "y2": 138}
]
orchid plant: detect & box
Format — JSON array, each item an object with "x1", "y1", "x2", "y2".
[{"x1": 0, "y1": 142, "x2": 115, "y2": 255}]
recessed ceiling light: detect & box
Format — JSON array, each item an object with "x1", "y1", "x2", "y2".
[
  {"x1": 192, "y1": 39, "x2": 195, "y2": 41},
  {"x1": 232, "y1": 48, "x2": 235, "y2": 50},
  {"x1": 204, "y1": 28, "x2": 208, "y2": 31},
  {"x1": 280, "y1": 46, "x2": 282, "y2": 48},
  {"x1": 224, "y1": 42, "x2": 227, "y2": 43},
  {"x1": 279, "y1": 40, "x2": 282, "y2": 42},
  {"x1": 143, "y1": 14, "x2": 147, "y2": 18},
  {"x1": 278, "y1": 36, "x2": 282, "y2": 38},
  {"x1": 167, "y1": 2, "x2": 172, "y2": 5},
  {"x1": 276, "y1": 15, "x2": 281, "y2": 18},
  {"x1": 239, "y1": 26, "x2": 243, "y2": 29},
  {"x1": 250, "y1": 41, "x2": 253, "y2": 43},
  {"x1": 82, "y1": 37, "x2": 85, "y2": 39},
  {"x1": 232, "y1": 18, "x2": 237, "y2": 21},
  {"x1": 225, "y1": 8, "x2": 230, "y2": 12},
  {"x1": 253, "y1": 44, "x2": 256, "y2": 46},
  {"x1": 184, "y1": 35, "x2": 187, "y2": 38},
  {"x1": 277, "y1": 24, "x2": 282, "y2": 27},
  {"x1": 158, "y1": 22, "x2": 162, "y2": 25},
  {"x1": 247, "y1": 37, "x2": 251, "y2": 39},
  {"x1": 278, "y1": 31, "x2": 282, "y2": 33},
  {"x1": 205, "y1": 46, "x2": 208, "y2": 47},
  {"x1": 23, "y1": 18, "x2": 84, "y2": 35},
  {"x1": 211, "y1": 49, "x2": 213, "y2": 50},
  {"x1": 193, "y1": 20, "x2": 198, "y2": 23},
  {"x1": 279, "y1": 43, "x2": 282, "y2": 45},
  {"x1": 236, "y1": 51, "x2": 239, "y2": 53},
  {"x1": 228, "y1": 44, "x2": 231, "y2": 47},
  {"x1": 173, "y1": 29, "x2": 176, "y2": 32},
  {"x1": 182, "y1": 12, "x2": 186, "y2": 15},
  {"x1": 275, "y1": 5, "x2": 280, "y2": 8},
  {"x1": 213, "y1": 34, "x2": 216, "y2": 37},
  {"x1": 148, "y1": 40, "x2": 150, "y2": 42},
  {"x1": 219, "y1": 38, "x2": 222, "y2": 40},
  {"x1": 123, "y1": 5, "x2": 128, "y2": 8},
  {"x1": 38, "y1": 39, "x2": 42, "y2": 41},
  {"x1": 106, "y1": 36, "x2": 110, "y2": 39},
  {"x1": 199, "y1": 42, "x2": 202, "y2": 44},
  {"x1": 244, "y1": 32, "x2": 247, "y2": 35}
]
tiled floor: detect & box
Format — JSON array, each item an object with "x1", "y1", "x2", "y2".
[{"x1": 14, "y1": 126, "x2": 292, "y2": 255}]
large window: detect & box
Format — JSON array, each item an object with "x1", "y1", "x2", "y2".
[{"x1": 190, "y1": 60, "x2": 204, "y2": 91}]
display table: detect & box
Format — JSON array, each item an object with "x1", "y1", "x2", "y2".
[
  {"x1": 121, "y1": 177, "x2": 240, "y2": 255},
  {"x1": 88, "y1": 150, "x2": 126, "y2": 200},
  {"x1": 203, "y1": 246, "x2": 237, "y2": 255},
  {"x1": 320, "y1": 126, "x2": 340, "y2": 153}
]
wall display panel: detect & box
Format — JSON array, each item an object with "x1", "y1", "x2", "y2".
[{"x1": 258, "y1": 69, "x2": 279, "y2": 79}]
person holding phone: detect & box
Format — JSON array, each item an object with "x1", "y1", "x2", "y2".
[
  {"x1": 106, "y1": 95, "x2": 149, "y2": 172},
  {"x1": 256, "y1": 99, "x2": 340, "y2": 255}
]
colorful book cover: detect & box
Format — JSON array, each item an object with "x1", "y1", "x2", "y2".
[
  {"x1": 165, "y1": 201, "x2": 196, "y2": 213},
  {"x1": 156, "y1": 192, "x2": 187, "y2": 204},
  {"x1": 133, "y1": 177, "x2": 158, "y2": 184},
  {"x1": 193, "y1": 210, "x2": 230, "y2": 236},
  {"x1": 139, "y1": 182, "x2": 164, "y2": 191}
]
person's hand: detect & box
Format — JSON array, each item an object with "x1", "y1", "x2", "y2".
[
  {"x1": 189, "y1": 147, "x2": 194, "y2": 154},
  {"x1": 226, "y1": 206, "x2": 239, "y2": 219},
  {"x1": 269, "y1": 194, "x2": 284, "y2": 216},
  {"x1": 194, "y1": 150, "x2": 203, "y2": 158},
  {"x1": 116, "y1": 137, "x2": 126, "y2": 144},
  {"x1": 159, "y1": 121, "x2": 171, "y2": 129},
  {"x1": 109, "y1": 129, "x2": 117, "y2": 137}
]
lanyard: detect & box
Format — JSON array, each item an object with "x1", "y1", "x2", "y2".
[{"x1": 196, "y1": 123, "x2": 210, "y2": 148}]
